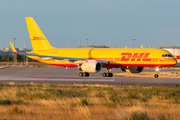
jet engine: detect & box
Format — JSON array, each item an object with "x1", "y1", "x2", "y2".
[
  {"x1": 78, "y1": 61, "x2": 102, "y2": 73},
  {"x1": 121, "y1": 67, "x2": 143, "y2": 73}
]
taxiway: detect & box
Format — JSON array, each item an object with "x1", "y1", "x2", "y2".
[{"x1": 0, "y1": 67, "x2": 179, "y2": 86}]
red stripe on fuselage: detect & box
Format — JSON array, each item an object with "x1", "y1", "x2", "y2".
[
  {"x1": 102, "y1": 64, "x2": 175, "y2": 68},
  {"x1": 49, "y1": 63, "x2": 174, "y2": 68},
  {"x1": 49, "y1": 64, "x2": 78, "y2": 67}
]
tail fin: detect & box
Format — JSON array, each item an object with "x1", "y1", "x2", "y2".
[{"x1": 25, "y1": 17, "x2": 54, "y2": 51}]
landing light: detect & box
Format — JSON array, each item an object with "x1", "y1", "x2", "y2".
[{"x1": 156, "y1": 68, "x2": 159, "y2": 71}]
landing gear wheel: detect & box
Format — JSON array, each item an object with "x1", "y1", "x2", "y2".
[
  {"x1": 109, "y1": 73, "x2": 113, "y2": 77},
  {"x1": 85, "y1": 72, "x2": 89, "y2": 77},
  {"x1": 79, "y1": 72, "x2": 83, "y2": 77},
  {"x1": 106, "y1": 73, "x2": 109, "y2": 77},
  {"x1": 102, "y1": 73, "x2": 106, "y2": 77},
  {"x1": 102, "y1": 73, "x2": 113, "y2": 77},
  {"x1": 80, "y1": 72, "x2": 89, "y2": 77},
  {"x1": 154, "y1": 74, "x2": 159, "y2": 78},
  {"x1": 83, "y1": 72, "x2": 86, "y2": 77}
]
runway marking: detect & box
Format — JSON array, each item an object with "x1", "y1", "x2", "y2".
[
  {"x1": 0, "y1": 76, "x2": 115, "y2": 81},
  {"x1": 49, "y1": 79, "x2": 115, "y2": 81}
]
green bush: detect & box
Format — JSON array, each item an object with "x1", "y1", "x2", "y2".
[
  {"x1": 81, "y1": 98, "x2": 89, "y2": 106},
  {"x1": 0, "y1": 100, "x2": 11, "y2": 105},
  {"x1": 141, "y1": 97, "x2": 148, "y2": 102},
  {"x1": 0, "y1": 100, "x2": 24, "y2": 105},
  {"x1": 130, "y1": 112, "x2": 150, "y2": 120},
  {"x1": 105, "y1": 102, "x2": 117, "y2": 108},
  {"x1": 95, "y1": 91, "x2": 104, "y2": 97},
  {"x1": 128, "y1": 91, "x2": 138, "y2": 99},
  {"x1": 164, "y1": 93, "x2": 177, "y2": 99},
  {"x1": 175, "y1": 84, "x2": 179, "y2": 87},
  {"x1": 8, "y1": 107, "x2": 24, "y2": 115},
  {"x1": 109, "y1": 94, "x2": 123, "y2": 104}
]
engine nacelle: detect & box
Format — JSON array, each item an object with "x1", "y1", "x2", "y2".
[
  {"x1": 78, "y1": 61, "x2": 102, "y2": 73},
  {"x1": 121, "y1": 67, "x2": 143, "y2": 73}
]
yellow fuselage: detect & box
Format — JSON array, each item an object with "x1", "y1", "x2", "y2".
[{"x1": 28, "y1": 48, "x2": 177, "y2": 68}]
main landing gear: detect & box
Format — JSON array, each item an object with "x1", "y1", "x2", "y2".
[
  {"x1": 102, "y1": 73, "x2": 113, "y2": 77},
  {"x1": 154, "y1": 67, "x2": 160, "y2": 78},
  {"x1": 102, "y1": 68, "x2": 113, "y2": 77},
  {"x1": 79, "y1": 72, "x2": 89, "y2": 77}
]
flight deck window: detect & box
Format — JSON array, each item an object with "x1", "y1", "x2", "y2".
[{"x1": 162, "y1": 54, "x2": 173, "y2": 57}]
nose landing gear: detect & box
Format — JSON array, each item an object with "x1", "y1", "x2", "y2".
[
  {"x1": 154, "y1": 67, "x2": 160, "y2": 78},
  {"x1": 154, "y1": 74, "x2": 159, "y2": 78}
]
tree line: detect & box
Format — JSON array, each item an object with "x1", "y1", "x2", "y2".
[{"x1": 0, "y1": 54, "x2": 36, "y2": 62}]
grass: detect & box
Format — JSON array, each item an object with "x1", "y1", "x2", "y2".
[{"x1": 0, "y1": 83, "x2": 180, "y2": 119}]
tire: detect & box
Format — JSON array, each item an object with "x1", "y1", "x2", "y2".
[
  {"x1": 85, "y1": 72, "x2": 89, "y2": 77},
  {"x1": 154, "y1": 74, "x2": 159, "y2": 78},
  {"x1": 106, "y1": 73, "x2": 109, "y2": 77},
  {"x1": 79, "y1": 72, "x2": 83, "y2": 77},
  {"x1": 102, "y1": 73, "x2": 106, "y2": 77},
  {"x1": 83, "y1": 72, "x2": 86, "y2": 77},
  {"x1": 109, "y1": 73, "x2": 113, "y2": 77}
]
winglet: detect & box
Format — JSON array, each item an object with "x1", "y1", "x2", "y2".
[{"x1": 9, "y1": 42, "x2": 19, "y2": 54}]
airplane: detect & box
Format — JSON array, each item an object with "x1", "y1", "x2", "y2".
[{"x1": 9, "y1": 17, "x2": 177, "y2": 78}]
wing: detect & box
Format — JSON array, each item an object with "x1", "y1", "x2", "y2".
[
  {"x1": 9, "y1": 41, "x2": 110, "y2": 64},
  {"x1": 25, "y1": 53, "x2": 110, "y2": 64}
]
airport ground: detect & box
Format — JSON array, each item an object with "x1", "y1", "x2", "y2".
[
  {"x1": 0, "y1": 66, "x2": 179, "y2": 86},
  {"x1": 0, "y1": 66, "x2": 179, "y2": 119}
]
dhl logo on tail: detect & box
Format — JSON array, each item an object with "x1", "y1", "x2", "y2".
[{"x1": 31, "y1": 36, "x2": 46, "y2": 40}]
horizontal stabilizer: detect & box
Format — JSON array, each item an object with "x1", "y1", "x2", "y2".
[{"x1": 9, "y1": 42, "x2": 19, "y2": 54}]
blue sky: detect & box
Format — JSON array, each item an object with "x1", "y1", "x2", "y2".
[{"x1": 0, "y1": 0, "x2": 180, "y2": 49}]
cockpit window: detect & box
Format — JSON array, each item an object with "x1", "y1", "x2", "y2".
[{"x1": 162, "y1": 54, "x2": 173, "y2": 57}]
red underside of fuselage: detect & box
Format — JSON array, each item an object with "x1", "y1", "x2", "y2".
[{"x1": 49, "y1": 63, "x2": 175, "y2": 68}]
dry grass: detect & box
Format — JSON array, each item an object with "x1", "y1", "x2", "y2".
[{"x1": 0, "y1": 83, "x2": 180, "y2": 119}]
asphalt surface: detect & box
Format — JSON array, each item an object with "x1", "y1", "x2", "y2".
[{"x1": 0, "y1": 67, "x2": 179, "y2": 86}]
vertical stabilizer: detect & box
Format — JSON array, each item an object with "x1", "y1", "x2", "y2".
[{"x1": 25, "y1": 17, "x2": 54, "y2": 51}]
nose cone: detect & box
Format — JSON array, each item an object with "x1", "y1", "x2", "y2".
[{"x1": 173, "y1": 58, "x2": 178, "y2": 65}]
